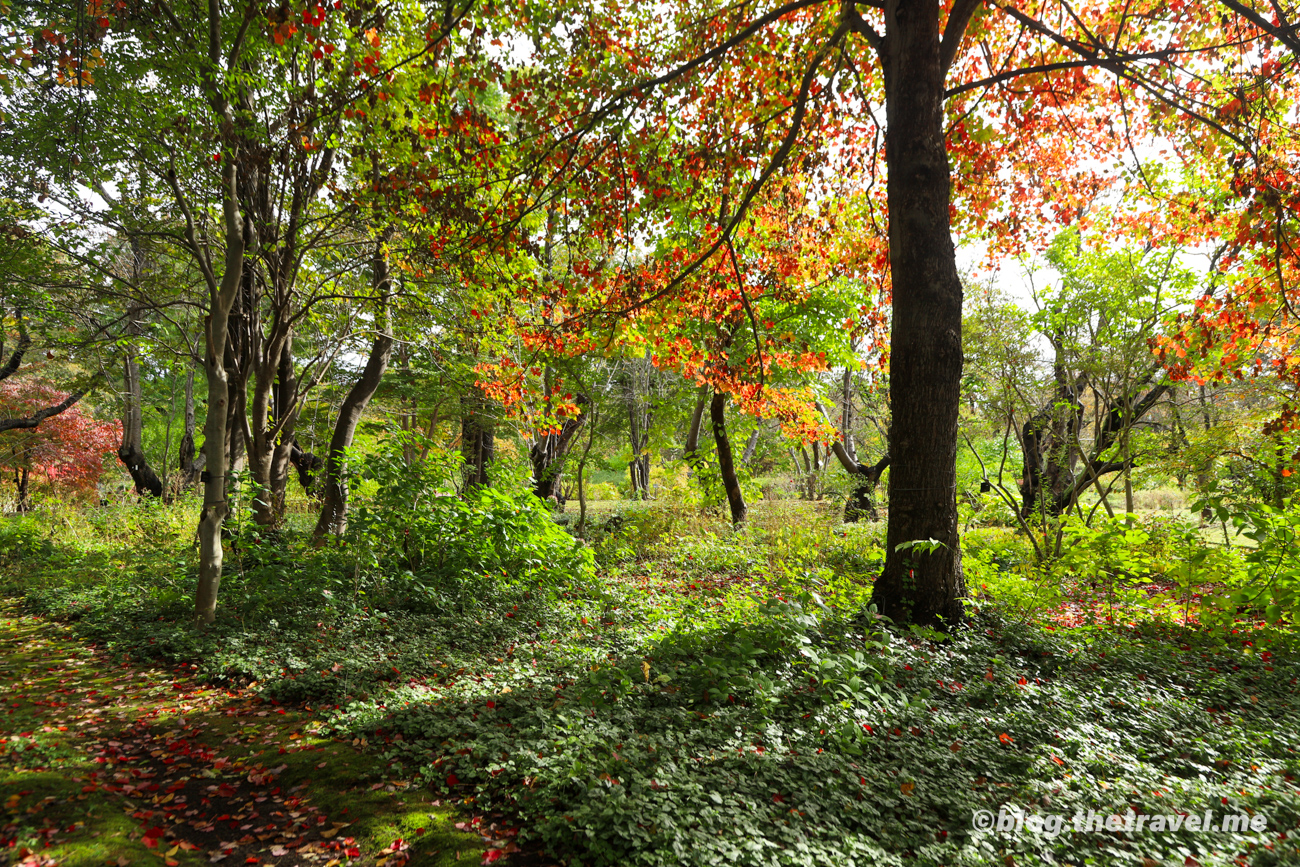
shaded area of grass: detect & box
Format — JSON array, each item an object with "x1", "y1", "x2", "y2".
[{"x1": 1, "y1": 603, "x2": 482, "y2": 867}]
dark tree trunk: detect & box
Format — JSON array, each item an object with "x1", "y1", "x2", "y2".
[
  {"x1": 870, "y1": 0, "x2": 967, "y2": 628},
  {"x1": 710, "y1": 391, "x2": 746, "y2": 525},
  {"x1": 289, "y1": 441, "x2": 321, "y2": 494},
  {"x1": 1026, "y1": 379, "x2": 1169, "y2": 517},
  {"x1": 175, "y1": 365, "x2": 203, "y2": 495},
  {"x1": 843, "y1": 453, "x2": 891, "y2": 523},
  {"x1": 1020, "y1": 365, "x2": 1085, "y2": 519},
  {"x1": 118, "y1": 319, "x2": 163, "y2": 498},
  {"x1": 461, "y1": 389, "x2": 496, "y2": 491},
  {"x1": 531, "y1": 395, "x2": 589, "y2": 500},
  {"x1": 313, "y1": 268, "x2": 394, "y2": 539},
  {"x1": 15, "y1": 457, "x2": 30, "y2": 512}
]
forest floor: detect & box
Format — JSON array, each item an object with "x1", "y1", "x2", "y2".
[
  {"x1": 0, "y1": 602, "x2": 512, "y2": 867},
  {"x1": 5, "y1": 501, "x2": 1300, "y2": 866}
]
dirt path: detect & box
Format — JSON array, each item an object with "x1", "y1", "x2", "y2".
[{"x1": 1, "y1": 604, "x2": 487, "y2": 867}]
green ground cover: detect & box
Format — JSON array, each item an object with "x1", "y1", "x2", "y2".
[{"x1": 3, "y1": 497, "x2": 1299, "y2": 866}]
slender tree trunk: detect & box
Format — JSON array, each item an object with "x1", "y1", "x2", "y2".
[
  {"x1": 195, "y1": 161, "x2": 248, "y2": 625},
  {"x1": 576, "y1": 407, "x2": 598, "y2": 538},
  {"x1": 176, "y1": 366, "x2": 202, "y2": 495},
  {"x1": 16, "y1": 454, "x2": 30, "y2": 512},
  {"x1": 684, "y1": 391, "x2": 708, "y2": 475},
  {"x1": 840, "y1": 366, "x2": 857, "y2": 463},
  {"x1": 624, "y1": 359, "x2": 653, "y2": 499},
  {"x1": 268, "y1": 343, "x2": 300, "y2": 524},
  {"x1": 118, "y1": 312, "x2": 163, "y2": 498},
  {"x1": 710, "y1": 391, "x2": 746, "y2": 525},
  {"x1": 741, "y1": 428, "x2": 760, "y2": 465},
  {"x1": 871, "y1": 0, "x2": 967, "y2": 627},
  {"x1": 314, "y1": 250, "x2": 394, "y2": 539}
]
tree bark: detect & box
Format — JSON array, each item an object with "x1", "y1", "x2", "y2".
[
  {"x1": 624, "y1": 358, "x2": 653, "y2": 498},
  {"x1": 195, "y1": 156, "x2": 249, "y2": 626},
  {"x1": 683, "y1": 391, "x2": 709, "y2": 474},
  {"x1": 531, "y1": 394, "x2": 589, "y2": 500},
  {"x1": 576, "y1": 406, "x2": 599, "y2": 538},
  {"x1": 709, "y1": 390, "x2": 746, "y2": 525},
  {"x1": 869, "y1": 0, "x2": 967, "y2": 627},
  {"x1": 15, "y1": 457, "x2": 30, "y2": 512},
  {"x1": 175, "y1": 366, "x2": 203, "y2": 495},
  {"x1": 118, "y1": 308, "x2": 164, "y2": 498},
  {"x1": 313, "y1": 250, "x2": 394, "y2": 539},
  {"x1": 460, "y1": 387, "x2": 496, "y2": 492},
  {"x1": 741, "y1": 428, "x2": 760, "y2": 465}
]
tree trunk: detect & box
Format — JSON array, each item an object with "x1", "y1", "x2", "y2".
[
  {"x1": 1019, "y1": 368, "x2": 1085, "y2": 519},
  {"x1": 624, "y1": 359, "x2": 653, "y2": 499},
  {"x1": 870, "y1": 0, "x2": 967, "y2": 627},
  {"x1": 118, "y1": 312, "x2": 164, "y2": 498},
  {"x1": 531, "y1": 394, "x2": 589, "y2": 500},
  {"x1": 460, "y1": 388, "x2": 496, "y2": 492},
  {"x1": 289, "y1": 441, "x2": 321, "y2": 494},
  {"x1": 195, "y1": 160, "x2": 249, "y2": 625},
  {"x1": 313, "y1": 255, "x2": 394, "y2": 539},
  {"x1": 576, "y1": 406, "x2": 598, "y2": 538},
  {"x1": 15, "y1": 461, "x2": 30, "y2": 512},
  {"x1": 741, "y1": 428, "x2": 760, "y2": 465},
  {"x1": 176, "y1": 366, "x2": 203, "y2": 496},
  {"x1": 840, "y1": 366, "x2": 857, "y2": 463},
  {"x1": 683, "y1": 391, "x2": 709, "y2": 474},
  {"x1": 709, "y1": 390, "x2": 746, "y2": 525}
]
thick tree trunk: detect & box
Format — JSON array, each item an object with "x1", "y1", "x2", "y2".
[
  {"x1": 870, "y1": 0, "x2": 967, "y2": 627},
  {"x1": 531, "y1": 395, "x2": 589, "y2": 500},
  {"x1": 118, "y1": 320, "x2": 163, "y2": 498},
  {"x1": 709, "y1": 391, "x2": 746, "y2": 525},
  {"x1": 313, "y1": 260, "x2": 394, "y2": 539}
]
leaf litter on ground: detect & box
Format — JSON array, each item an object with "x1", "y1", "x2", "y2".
[{"x1": 0, "y1": 603, "x2": 502, "y2": 867}]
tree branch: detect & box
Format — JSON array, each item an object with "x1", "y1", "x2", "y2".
[{"x1": 0, "y1": 388, "x2": 86, "y2": 434}]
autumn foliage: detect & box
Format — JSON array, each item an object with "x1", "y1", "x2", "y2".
[{"x1": 0, "y1": 379, "x2": 119, "y2": 503}]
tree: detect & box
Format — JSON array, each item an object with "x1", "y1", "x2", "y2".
[
  {"x1": 492, "y1": 0, "x2": 1277, "y2": 626},
  {"x1": 0, "y1": 378, "x2": 119, "y2": 510}
]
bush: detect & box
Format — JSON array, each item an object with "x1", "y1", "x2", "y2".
[{"x1": 347, "y1": 447, "x2": 596, "y2": 614}]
